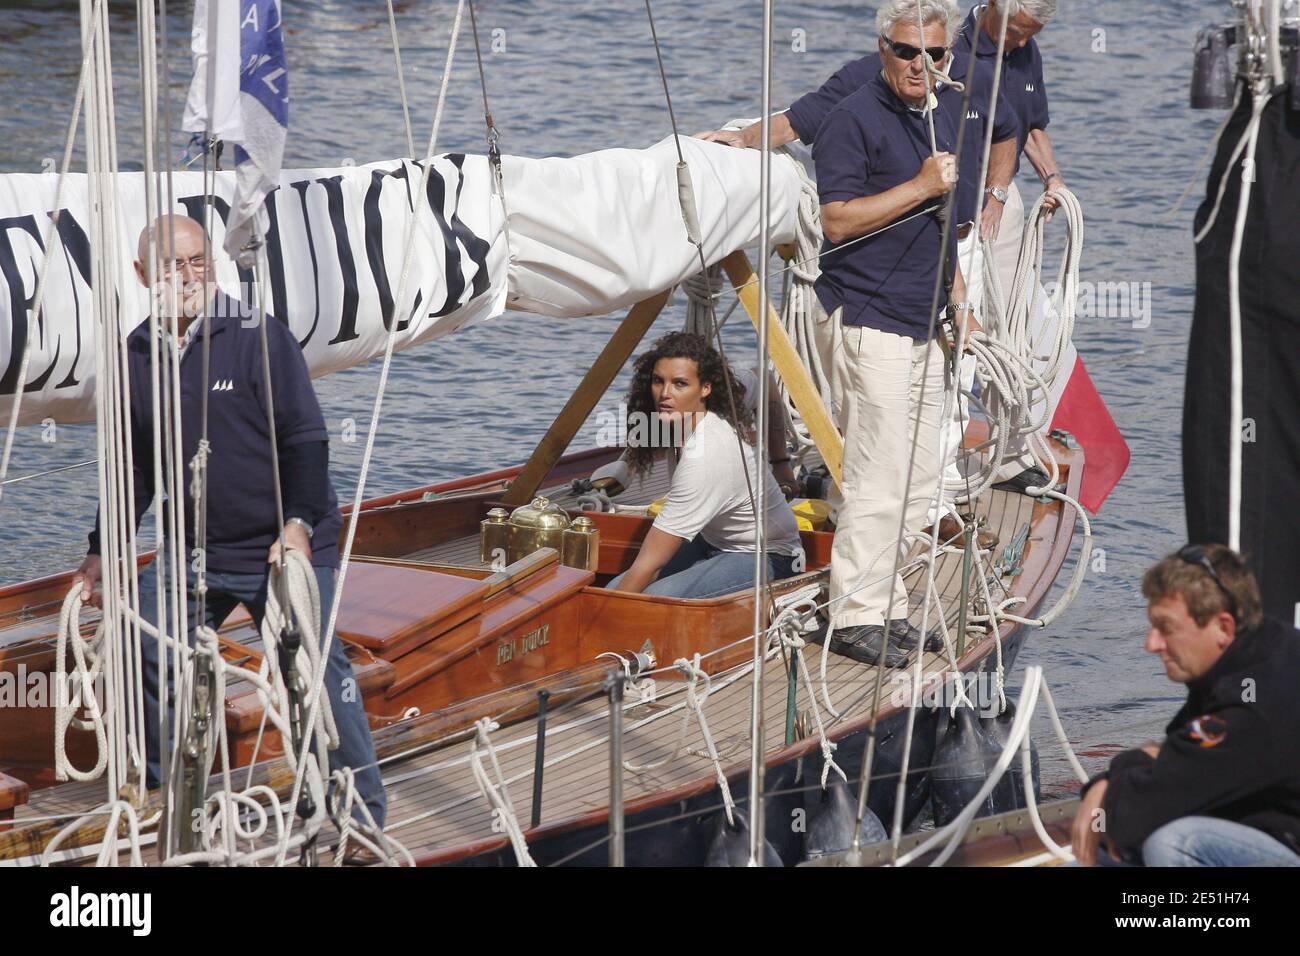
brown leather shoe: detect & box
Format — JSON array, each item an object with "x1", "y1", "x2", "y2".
[
  {"x1": 341, "y1": 843, "x2": 383, "y2": 867},
  {"x1": 923, "y1": 515, "x2": 999, "y2": 551}
]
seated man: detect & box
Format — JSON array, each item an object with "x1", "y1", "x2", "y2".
[
  {"x1": 1072, "y1": 545, "x2": 1300, "y2": 867},
  {"x1": 74, "y1": 214, "x2": 386, "y2": 852}
]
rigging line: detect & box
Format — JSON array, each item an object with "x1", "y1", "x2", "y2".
[
  {"x1": 276, "y1": 0, "x2": 471, "y2": 867},
  {"x1": 0, "y1": 0, "x2": 105, "y2": 508},
  {"x1": 156, "y1": 0, "x2": 190, "y2": 853},
  {"x1": 634, "y1": 0, "x2": 759, "y2": 530},
  {"x1": 195, "y1": 61, "x2": 219, "y2": 642},
  {"x1": 746, "y1": 0, "x2": 776, "y2": 866},
  {"x1": 466, "y1": 0, "x2": 495, "y2": 130},
  {"x1": 853, "y1": 5, "x2": 1004, "y2": 852},
  {"x1": 1163, "y1": 85, "x2": 1242, "y2": 224},
  {"x1": 127, "y1": 0, "x2": 164, "y2": 806},
  {"x1": 83, "y1": 0, "x2": 129, "y2": 800},
  {"x1": 0, "y1": 459, "x2": 99, "y2": 486},
  {"x1": 104, "y1": 0, "x2": 147, "y2": 796},
  {"x1": 384, "y1": 0, "x2": 417, "y2": 157},
  {"x1": 956, "y1": 0, "x2": 1011, "y2": 496},
  {"x1": 381, "y1": 650, "x2": 777, "y2": 833},
  {"x1": 733, "y1": 201, "x2": 942, "y2": 302},
  {"x1": 466, "y1": 0, "x2": 512, "y2": 250},
  {"x1": 643, "y1": 0, "x2": 685, "y2": 166},
  {"x1": 161, "y1": 0, "x2": 226, "y2": 852}
]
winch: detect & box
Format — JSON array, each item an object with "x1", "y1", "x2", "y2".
[{"x1": 480, "y1": 496, "x2": 600, "y2": 571}]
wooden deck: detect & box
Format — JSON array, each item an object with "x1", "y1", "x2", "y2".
[
  {"x1": 5, "y1": 445, "x2": 1069, "y2": 867},
  {"x1": 361, "y1": 471, "x2": 1045, "y2": 865}
]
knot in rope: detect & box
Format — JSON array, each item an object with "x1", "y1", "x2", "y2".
[
  {"x1": 469, "y1": 716, "x2": 536, "y2": 867},
  {"x1": 187, "y1": 437, "x2": 211, "y2": 500}
]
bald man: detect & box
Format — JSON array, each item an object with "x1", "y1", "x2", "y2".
[{"x1": 74, "y1": 215, "x2": 387, "y2": 856}]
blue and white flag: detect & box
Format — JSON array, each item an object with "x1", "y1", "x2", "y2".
[{"x1": 182, "y1": 0, "x2": 288, "y2": 267}]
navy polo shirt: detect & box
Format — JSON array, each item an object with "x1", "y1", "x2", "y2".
[
  {"x1": 813, "y1": 72, "x2": 971, "y2": 339},
  {"x1": 788, "y1": 53, "x2": 1017, "y2": 224},
  {"x1": 116, "y1": 293, "x2": 342, "y2": 572},
  {"x1": 951, "y1": 4, "x2": 1050, "y2": 176}
]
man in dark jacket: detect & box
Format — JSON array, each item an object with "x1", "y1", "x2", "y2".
[
  {"x1": 1072, "y1": 545, "x2": 1300, "y2": 866},
  {"x1": 73, "y1": 215, "x2": 386, "y2": 845}
]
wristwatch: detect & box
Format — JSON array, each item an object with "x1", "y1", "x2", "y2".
[
  {"x1": 285, "y1": 516, "x2": 314, "y2": 539},
  {"x1": 985, "y1": 185, "x2": 1009, "y2": 204}
]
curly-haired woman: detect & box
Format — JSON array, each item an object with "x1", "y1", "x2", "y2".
[{"x1": 605, "y1": 332, "x2": 804, "y2": 598}]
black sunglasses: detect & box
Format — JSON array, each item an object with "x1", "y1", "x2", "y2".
[
  {"x1": 1177, "y1": 545, "x2": 1238, "y2": 620},
  {"x1": 880, "y1": 34, "x2": 950, "y2": 63}
]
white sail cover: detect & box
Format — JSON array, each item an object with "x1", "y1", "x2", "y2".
[
  {"x1": 503, "y1": 136, "x2": 800, "y2": 316},
  {"x1": 0, "y1": 137, "x2": 799, "y2": 425}
]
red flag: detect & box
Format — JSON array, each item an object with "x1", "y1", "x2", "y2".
[{"x1": 1050, "y1": 355, "x2": 1130, "y2": 513}]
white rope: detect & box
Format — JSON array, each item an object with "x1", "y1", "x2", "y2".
[
  {"x1": 1224, "y1": 86, "x2": 1275, "y2": 551},
  {"x1": 469, "y1": 718, "x2": 537, "y2": 867},
  {"x1": 768, "y1": 579, "x2": 847, "y2": 787},
  {"x1": 54, "y1": 587, "x2": 109, "y2": 782},
  {"x1": 680, "y1": 655, "x2": 740, "y2": 826},
  {"x1": 682, "y1": 263, "x2": 725, "y2": 337},
  {"x1": 331, "y1": 767, "x2": 413, "y2": 866},
  {"x1": 887, "y1": 665, "x2": 1092, "y2": 867},
  {"x1": 0, "y1": 0, "x2": 105, "y2": 505},
  {"x1": 40, "y1": 799, "x2": 145, "y2": 869},
  {"x1": 618, "y1": 653, "x2": 741, "y2": 826},
  {"x1": 777, "y1": 624, "x2": 848, "y2": 789},
  {"x1": 275, "y1": 0, "x2": 469, "y2": 866},
  {"x1": 96, "y1": 563, "x2": 341, "y2": 866},
  {"x1": 259, "y1": 550, "x2": 340, "y2": 752},
  {"x1": 384, "y1": 647, "x2": 773, "y2": 834}
]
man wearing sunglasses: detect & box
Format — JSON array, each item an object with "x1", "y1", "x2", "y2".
[
  {"x1": 699, "y1": 0, "x2": 1060, "y2": 245},
  {"x1": 699, "y1": 3, "x2": 1065, "y2": 510},
  {"x1": 810, "y1": 0, "x2": 989, "y2": 667},
  {"x1": 73, "y1": 214, "x2": 387, "y2": 857},
  {"x1": 1071, "y1": 545, "x2": 1300, "y2": 867}
]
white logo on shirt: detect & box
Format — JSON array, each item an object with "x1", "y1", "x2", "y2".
[
  {"x1": 1025, "y1": 82, "x2": 1036, "y2": 92},
  {"x1": 212, "y1": 379, "x2": 234, "y2": 392},
  {"x1": 966, "y1": 109, "x2": 981, "y2": 120}
]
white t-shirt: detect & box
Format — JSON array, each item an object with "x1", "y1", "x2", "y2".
[{"x1": 653, "y1": 411, "x2": 803, "y2": 556}]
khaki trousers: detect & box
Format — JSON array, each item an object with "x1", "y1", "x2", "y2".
[{"x1": 829, "y1": 315, "x2": 947, "y2": 628}]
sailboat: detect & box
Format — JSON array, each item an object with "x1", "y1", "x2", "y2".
[{"x1": 0, "y1": 0, "x2": 1103, "y2": 866}]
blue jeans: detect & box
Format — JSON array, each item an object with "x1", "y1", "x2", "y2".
[
  {"x1": 135, "y1": 559, "x2": 387, "y2": 827},
  {"x1": 1141, "y1": 817, "x2": 1300, "y2": 867},
  {"x1": 605, "y1": 534, "x2": 799, "y2": 599}
]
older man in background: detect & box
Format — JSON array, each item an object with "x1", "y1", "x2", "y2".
[{"x1": 74, "y1": 214, "x2": 387, "y2": 855}]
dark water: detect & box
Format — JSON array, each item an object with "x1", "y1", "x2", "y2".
[{"x1": 0, "y1": 0, "x2": 1232, "y2": 793}]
